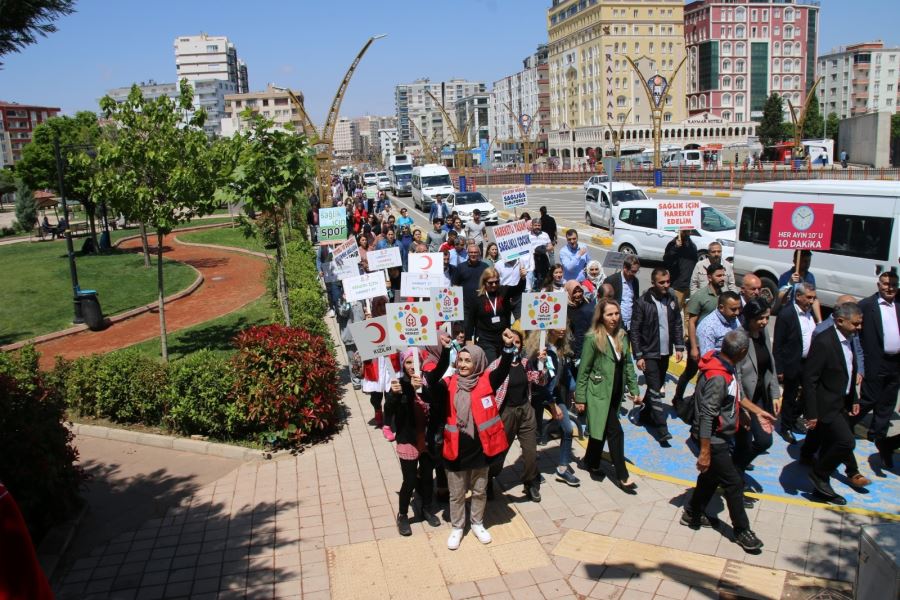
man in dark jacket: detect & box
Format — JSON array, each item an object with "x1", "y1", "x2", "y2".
[
  {"x1": 539, "y1": 206, "x2": 558, "y2": 244},
  {"x1": 803, "y1": 302, "x2": 863, "y2": 505},
  {"x1": 856, "y1": 271, "x2": 900, "y2": 442},
  {"x1": 631, "y1": 268, "x2": 684, "y2": 446},
  {"x1": 773, "y1": 281, "x2": 818, "y2": 443},
  {"x1": 664, "y1": 230, "x2": 699, "y2": 314},
  {"x1": 607, "y1": 254, "x2": 641, "y2": 331},
  {"x1": 452, "y1": 243, "x2": 488, "y2": 339},
  {"x1": 682, "y1": 330, "x2": 773, "y2": 552}
]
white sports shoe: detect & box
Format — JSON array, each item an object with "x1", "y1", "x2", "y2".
[
  {"x1": 447, "y1": 527, "x2": 464, "y2": 550},
  {"x1": 471, "y1": 523, "x2": 492, "y2": 545}
]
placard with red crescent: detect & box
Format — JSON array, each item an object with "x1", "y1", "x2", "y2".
[
  {"x1": 348, "y1": 316, "x2": 395, "y2": 360},
  {"x1": 409, "y1": 252, "x2": 443, "y2": 276}
]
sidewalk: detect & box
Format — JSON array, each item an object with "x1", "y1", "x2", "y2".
[{"x1": 49, "y1": 318, "x2": 875, "y2": 600}]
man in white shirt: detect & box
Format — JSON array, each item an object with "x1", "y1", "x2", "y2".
[
  {"x1": 857, "y1": 271, "x2": 900, "y2": 442},
  {"x1": 524, "y1": 217, "x2": 554, "y2": 291},
  {"x1": 464, "y1": 210, "x2": 487, "y2": 250}
]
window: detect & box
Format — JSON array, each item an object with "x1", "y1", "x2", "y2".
[
  {"x1": 206, "y1": 45, "x2": 219, "y2": 52},
  {"x1": 620, "y1": 207, "x2": 657, "y2": 228},
  {"x1": 722, "y1": 42, "x2": 732, "y2": 56},
  {"x1": 736, "y1": 25, "x2": 745, "y2": 38},
  {"x1": 784, "y1": 25, "x2": 794, "y2": 40},
  {"x1": 739, "y1": 207, "x2": 772, "y2": 244},
  {"x1": 723, "y1": 76, "x2": 732, "y2": 89},
  {"x1": 784, "y1": 8, "x2": 794, "y2": 22},
  {"x1": 736, "y1": 77, "x2": 745, "y2": 89},
  {"x1": 617, "y1": 95, "x2": 626, "y2": 107},
  {"x1": 736, "y1": 42, "x2": 746, "y2": 56},
  {"x1": 723, "y1": 110, "x2": 732, "y2": 121},
  {"x1": 722, "y1": 93, "x2": 732, "y2": 107},
  {"x1": 736, "y1": 94, "x2": 745, "y2": 106},
  {"x1": 735, "y1": 7, "x2": 746, "y2": 21},
  {"x1": 664, "y1": 113, "x2": 672, "y2": 122}
]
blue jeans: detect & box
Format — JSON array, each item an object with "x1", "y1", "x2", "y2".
[{"x1": 554, "y1": 401, "x2": 575, "y2": 468}]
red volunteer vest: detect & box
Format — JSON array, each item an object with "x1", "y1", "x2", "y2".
[
  {"x1": 362, "y1": 353, "x2": 400, "y2": 382},
  {"x1": 442, "y1": 373, "x2": 509, "y2": 461}
]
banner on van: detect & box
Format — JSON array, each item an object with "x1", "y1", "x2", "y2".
[
  {"x1": 657, "y1": 201, "x2": 701, "y2": 231},
  {"x1": 770, "y1": 202, "x2": 833, "y2": 251}
]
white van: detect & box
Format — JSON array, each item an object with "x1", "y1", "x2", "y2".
[
  {"x1": 411, "y1": 164, "x2": 455, "y2": 212},
  {"x1": 612, "y1": 199, "x2": 736, "y2": 262},
  {"x1": 734, "y1": 180, "x2": 899, "y2": 307},
  {"x1": 585, "y1": 182, "x2": 650, "y2": 229},
  {"x1": 663, "y1": 150, "x2": 702, "y2": 168}
]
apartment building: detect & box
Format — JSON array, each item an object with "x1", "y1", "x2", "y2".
[
  {"x1": 105, "y1": 80, "x2": 180, "y2": 104},
  {"x1": 684, "y1": 0, "x2": 820, "y2": 120},
  {"x1": 817, "y1": 41, "x2": 900, "y2": 119},
  {"x1": 220, "y1": 84, "x2": 306, "y2": 136},
  {"x1": 0, "y1": 101, "x2": 61, "y2": 164},
  {"x1": 546, "y1": 0, "x2": 692, "y2": 165},
  {"x1": 490, "y1": 45, "x2": 550, "y2": 164},
  {"x1": 394, "y1": 78, "x2": 486, "y2": 153},
  {"x1": 333, "y1": 117, "x2": 358, "y2": 159}
]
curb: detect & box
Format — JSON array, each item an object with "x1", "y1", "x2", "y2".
[
  {"x1": 69, "y1": 422, "x2": 274, "y2": 462},
  {"x1": 645, "y1": 187, "x2": 740, "y2": 198},
  {"x1": 172, "y1": 235, "x2": 270, "y2": 260}
]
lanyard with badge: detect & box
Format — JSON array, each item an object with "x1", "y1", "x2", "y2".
[{"x1": 487, "y1": 295, "x2": 500, "y2": 324}]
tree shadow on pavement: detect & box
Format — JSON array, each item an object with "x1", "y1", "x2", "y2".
[{"x1": 53, "y1": 460, "x2": 301, "y2": 599}]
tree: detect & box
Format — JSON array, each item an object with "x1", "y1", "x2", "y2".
[
  {"x1": 826, "y1": 112, "x2": 840, "y2": 148},
  {"x1": 0, "y1": 0, "x2": 76, "y2": 66},
  {"x1": 0, "y1": 168, "x2": 15, "y2": 208},
  {"x1": 95, "y1": 80, "x2": 220, "y2": 361},
  {"x1": 14, "y1": 179, "x2": 36, "y2": 232},
  {"x1": 892, "y1": 113, "x2": 900, "y2": 140},
  {"x1": 16, "y1": 111, "x2": 102, "y2": 251},
  {"x1": 758, "y1": 93, "x2": 785, "y2": 156},
  {"x1": 801, "y1": 97, "x2": 823, "y2": 140},
  {"x1": 223, "y1": 111, "x2": 316, "y2": 325}
]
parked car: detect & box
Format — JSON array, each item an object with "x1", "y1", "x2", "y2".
[
  {"x1": 612, "y1": 199, "x2": 736, "y2": 262},
  {"x1": 663, "y1": 150, "x2": 703, "y2": 168},
  {"x1": 584, "y1": 182, "x2": 650, "y2": 229},
  {"x1": 734, "y1": 180, "x2": 900, "y2": 307},
  {"x1": 583, "y1": 174, "x2": 610, "y2": 190},
  {"x1": 446, "y1": 192, "x2": 500, "y2": 225}
]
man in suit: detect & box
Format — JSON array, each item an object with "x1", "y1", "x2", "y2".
[
  {"x1": 803, "y1": 302, "x2": 863, "y2": 505},
  {"x1": 856, "y1": 271, "x2": 900, "y2": 442},
  {"x1": 607, "y1": 254, "x2": 641, "y2": 331},
  {"x1": 631, "y1": 268, "x2": 684, "y2": 446},
  {"x1": 773, "y1": 281, "x2": 818, "y2": 443}
]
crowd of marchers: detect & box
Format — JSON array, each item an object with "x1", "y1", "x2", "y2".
[{"x1": 309, "y1": 175, "x2": 899, "y2": 554}]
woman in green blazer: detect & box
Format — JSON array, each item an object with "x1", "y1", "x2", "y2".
[{"x1": 574, "y1": 298, "x2": 641, "y2": 491}]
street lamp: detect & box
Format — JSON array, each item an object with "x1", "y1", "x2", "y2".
[
  {"x1": 621, "y1": 54, "x2": 687, "y2": 185},
  {"x1": 53, "y1": 135, "x2": 83, "y2": 323}
]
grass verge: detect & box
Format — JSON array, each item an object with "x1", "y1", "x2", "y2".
[
  {"x1": 0, "y1": 244, "x2": 197, "y2": 344},
  {"x1": 177, "y1": 226, "x2": 266, "y2": 254}
]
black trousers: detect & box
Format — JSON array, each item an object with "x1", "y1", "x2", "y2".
[
  {"x1": 811, "y1": 416, "x2": 856, "y2": 481},
  {"x1": 370, "y1": 391, "x2": 384, "y2": 413},
  {"x1": 398, "y1": 452, "x2": 435, "y2": 515},
  {"x1": 856, "y1": 354, "x2": 900, "y2": 440},
  {"x1": 640, "y1": 355, "x2": 671, "y2": 437},
  {"x1": 689, "y1": 442, "x2": 750, "y2": 531},
  {"x1": 800, "y1": 413, "x2": 860, "y2": 476},
  {"x1": 583, "y1": 404, "x2": 628, "y2": 481},
  {"x1": 733, "y1": 411, "x2": 774, "y2": 472},
  {"x1": 780, "y1": 372, "x2": 804, "y2": 429},
  {"x1": 674, "y1": 343, "x2": 699, "y2": 403}
]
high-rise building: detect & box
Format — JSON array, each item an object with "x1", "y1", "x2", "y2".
[
  {"x1": 455, "y1": 94, "x2": 492, "y2": 161},
  {"x1": 0, "y1": 120, "x2": 13, "y2": 169},
  {"x1": 684, "y1": 0, "x2": 820, "y2": 121},
  {"x1": 490, "y1": 45, "x2": 550, "y2": 164},
  {"x1": 379, "y1": 128, "x2": 399, "y2": 165},
  {"x1": 0, "y1": 101, "x2": 61, "y2": 164},
  {"x1": 817, "y1": 41, "x2": 900, "y2": 119},
  {"x1": 546, "y1": 0, "x2": 693, "y2": 166},
  {"x1": 333, "y1": 117, "x2": 358, "y2": 159},
  {"x1": 174, "y1": 34, "x2": 249, "y2": 135},
  {"x1": 220, "y1": 84, "x2": 306, "y2": 136},
  {"x1": 105, "y1": 80, "x2": 180, "y2": 105},
  {"x1": 394, "y1": 78, "x2": 486, "y2": 153}
]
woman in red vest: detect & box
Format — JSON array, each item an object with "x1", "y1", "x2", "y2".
[
  {"x1": 362, "y1": 296, "x2": 401, "y2": 437},
  {"x1": 422, "y1": 338, "x2": 513, "y2": 551}
]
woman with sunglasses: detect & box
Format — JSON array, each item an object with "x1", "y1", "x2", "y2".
[{"x1": 468, "y1": 267, "x2": 526, "y2": 363}]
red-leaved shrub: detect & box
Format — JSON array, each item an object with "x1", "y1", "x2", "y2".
[{"x1": 231, "y1": 324, "x2": 342, "y2": 447}]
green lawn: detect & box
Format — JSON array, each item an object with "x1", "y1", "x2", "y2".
[
  {"x1": 108, "y1": 217, "x2": 237, "y2": 245},
  {"x1": 176, "y1": 226, "x2": 266, "y2": 254},
  {"x1": 123, "y1": 297, "x2": 272, "y2": 360},
  {"x1": 0, "y1": 243, "x2": 198, "y2": 344}
]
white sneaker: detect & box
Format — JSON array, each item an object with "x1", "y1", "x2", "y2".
[
  {"x1": 471, "y1": 523, "x2": 492, "y2": 545},
  {"x1": 447, "y1": 527, "x2": 464, "y2": 550},
  {"x1": 326, "y1": 309, "x2": 335, "y2": 317}
]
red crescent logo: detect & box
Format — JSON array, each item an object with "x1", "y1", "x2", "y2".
[
  {"x1": 420, "y1": 255, "x2": 433, "y2": 270},
  {"x1": 366, "y1": 322, "x2": 386, "y2": 344}
]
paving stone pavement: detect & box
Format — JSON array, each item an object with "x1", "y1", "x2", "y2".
[{"x1": 52, "y1": 323, "x2": 880, "y2": 599}]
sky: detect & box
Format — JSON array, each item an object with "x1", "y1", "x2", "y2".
[{"x1": 1, "y1": 0, "x2": 897, "y2": 124}]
